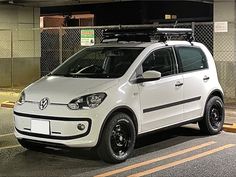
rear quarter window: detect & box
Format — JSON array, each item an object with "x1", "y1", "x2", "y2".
[{"x1": 175, "y1": 46, "x2": 208, "y2": 73}]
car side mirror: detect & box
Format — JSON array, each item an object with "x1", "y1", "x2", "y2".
[{"x1": 135, "y1": 70, "x2": 161, "y2": 83}]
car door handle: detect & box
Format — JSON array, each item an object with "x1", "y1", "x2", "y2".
[
  {"x1": 203, "y1": 76, "x2": 210, "y2": 81},
  {"x1": 175, "y1": 82, "x2": 183, "y2": 87}
]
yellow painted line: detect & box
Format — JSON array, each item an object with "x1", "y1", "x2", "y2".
[
  {"x1": 0, "y1": 133, "x2": 14, "y2": 138},
  {"x1": 0, "y1": 145, "x2": 21, "y2": 151},
  {"x1": 223, "y1": 123, "x2": 236, "y2": 133},
  {"x1": 94, "y1": 141, "x2": 216, "y2": 177},
  {"x1": 128, "y1": 144, "x2": 235, "y2": 177},
  {"x1": 0, "y1": 101, "x2": 15, "y2": 108}
]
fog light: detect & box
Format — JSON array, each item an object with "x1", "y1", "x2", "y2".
[{"x1": 77, "y1": 123, "x2": 85, "y2": 131}]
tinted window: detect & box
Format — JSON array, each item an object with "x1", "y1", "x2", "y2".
[
  {"x1": 142, "y1": 48, "x2": 176, "y2": 77},
  {"x1": 176, "y1": 47, "x2": 208, "y2": 72}
]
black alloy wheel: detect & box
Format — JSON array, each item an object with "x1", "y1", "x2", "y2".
[
  {"x1": 97, "y1": 113, "x2": 136, "y2": 163},
  {"x1": 198, "y1": 96, "x2": 225, "y2": 135},
  {"x1": 111, "y1": 120, "x2": 132, "y2": 158},
  {"x1": 209, "y1": 103, "x2": 223, "y2": 129}
]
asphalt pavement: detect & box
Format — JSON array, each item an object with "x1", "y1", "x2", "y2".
[{"x1": 1, "y1": 107, "x2": 236, "y2": 177}]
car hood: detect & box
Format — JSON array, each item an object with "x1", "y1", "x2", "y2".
[{"x1": 24, "y1": 76, "x2": 118, "y2": 104}]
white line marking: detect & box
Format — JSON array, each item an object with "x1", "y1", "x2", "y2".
[
  {"x1": 0, "y1": 133, "x2": 14, "y2": 138},
  {"x1": 0, "y1": 145, "x2": 21, "y2": 151}
]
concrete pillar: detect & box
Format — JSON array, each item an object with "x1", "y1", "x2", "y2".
[
  {"x1": 0, "y1": 5, "x2": 40, "y2": 88},
  {"x1": 214, "y1": 0, "x2": 236, "y2": 99}
]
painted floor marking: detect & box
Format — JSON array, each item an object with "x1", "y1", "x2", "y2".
[
  {"x1": 0, "y1": 133, "x2": 14, "y2": 138},
  {"x1": 0, "y1": 145, "x2": 21, "y2": 151},
  {"x1": 128, "y1": 144, "x2": 235, "y2": 177},
  {"x1": 94, "y1": 141, "x2": 216, "y2": 177}
]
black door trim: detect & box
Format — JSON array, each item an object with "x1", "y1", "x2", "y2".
[{"x1": 143, "y1": 96, "x2": 201, "y2": 113}]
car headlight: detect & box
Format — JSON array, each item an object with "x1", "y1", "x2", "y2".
[
  {"x1": 68, "y1": 93, "x2": 107, "y2": 110},
  {"x1": 17, "y1": 91, "x2": 25, "y2": 105}
]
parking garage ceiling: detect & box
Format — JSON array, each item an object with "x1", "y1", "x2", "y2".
[{"x1": 0, "y1": 0, "x2": 213, "y2": 7}]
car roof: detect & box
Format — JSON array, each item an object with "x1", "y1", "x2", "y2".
[
  {"x1": 93, "y1": 40, "x2": 198, "y2": 48},
  {"x1": 93, "y1": 42, "x2": 155, "y2": 48}
]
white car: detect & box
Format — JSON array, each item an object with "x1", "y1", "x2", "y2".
[{"x1": 14, "y1": 28, "x2": 224, "y2": 163}]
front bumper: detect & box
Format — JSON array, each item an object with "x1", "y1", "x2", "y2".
[
  {"x1": 14, "y1": 109, "x2": 103, "y2": 148},
  {"x1": 14, "y1": 111, "x2": 92, "y2": 140}
]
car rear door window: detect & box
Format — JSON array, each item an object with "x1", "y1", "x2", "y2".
[{"x1": 175, "y1": 47, "x2": 208, "y2": 73}]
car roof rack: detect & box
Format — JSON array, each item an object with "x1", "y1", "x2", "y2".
[
  {"x1": 156, "y1": 28, "x2": 194, "y2": 43},
  {"x1": 102, "y1": 26, "x2": 194, "y2": 44}
]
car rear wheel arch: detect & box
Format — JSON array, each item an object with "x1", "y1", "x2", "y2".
[
  {"x1": 199, "y1": 95, "x2": 225, "y2": 135},
  {"x1": 207, "y1": 90, "x2": 224, "y2": 103},
  {"x1": 200, "y1": 89, "x2": 224, "y2": 119}
]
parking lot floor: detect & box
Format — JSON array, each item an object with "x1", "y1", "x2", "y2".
[
  {"x1": 0, "y1": 94, "x2": 236, "y2": 176},
  {"x1": 0, "y1": 107, "x2": 236, "y2": 177}
]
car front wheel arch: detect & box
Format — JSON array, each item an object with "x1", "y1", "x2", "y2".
[
  {"x1": 96, "y1": 112, "x2": 136, "y2": 163},
  {"x1": 96, "y1": 106, "x2": 138, "y2": 147}
]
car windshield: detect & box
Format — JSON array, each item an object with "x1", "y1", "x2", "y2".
[{"x1": 51, "y1": 47, "x2": 144, "y2": 79}]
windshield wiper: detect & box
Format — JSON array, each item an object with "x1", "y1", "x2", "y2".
[
  {"x1": 51, "y1": 73, "x2": 119, "y2": 79},
  {"x1": 70, "y1": 73, "x2": 116, "y2": 78},
  {"x1": 49, "y1": 73, "x2": 74, "y2": 77}
]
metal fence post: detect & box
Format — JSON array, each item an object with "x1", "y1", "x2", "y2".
[
  {"x1": 192, "y1": 22, "x2": 195, "y2": 39},
  {"x1": 59, "y1": 27, "x2": 63, "y2": 64}
]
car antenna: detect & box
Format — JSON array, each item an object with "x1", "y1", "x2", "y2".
[
  {"x1": 174, "y1": 20, "x2": 178, "y2": 28},
  {"x1": 168, "y1": 21, "x2": 178, "y2": 42}
]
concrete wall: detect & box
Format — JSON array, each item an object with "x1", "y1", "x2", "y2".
[{"x1": 0, "y1": 5, "x2": 40, "y2": 88}]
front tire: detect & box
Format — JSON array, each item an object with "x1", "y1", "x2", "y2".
[
  {"x1": 97, "y1": 113, "x2": 136, "y2": 163},
  {"x1": 198, "y1": 96, "x2": 225, "y2": 135}
]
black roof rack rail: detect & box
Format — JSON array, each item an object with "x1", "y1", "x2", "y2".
[
  {"x1": 102, "y1": 26, "x2": 194, "y2": 43},
  {"x1": 102, "y1": 27, "x2": 156, "y2": 43},
  {"x1": 156, "y1": 28, "x2": 194, "y2": 43}
]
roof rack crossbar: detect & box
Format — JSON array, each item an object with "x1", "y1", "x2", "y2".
[
  {"x1": 101, "y1": 27, "x2": 194, "y2": 43},
  {"x1": 156, "y1": 28, "x2": 193, "y2": 43},
  {"x1": 156, "y1": 28, "x2": 192, "y2": 34}
]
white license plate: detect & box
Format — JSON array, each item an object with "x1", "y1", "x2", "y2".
[{"x1": 31, "y1": 120, "x2": 50, "y2": 135}]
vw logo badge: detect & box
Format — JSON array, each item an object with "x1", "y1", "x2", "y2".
[{"x1": 39, "y1": 98, "x2": 49, "y2": 110}]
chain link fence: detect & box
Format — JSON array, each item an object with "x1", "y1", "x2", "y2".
[
  {"x1": 41, "y1": 29, "x2": 60, "y2": 76},
  {"x1": 40, "y1": 22, "x2": 235, "y2": 100},
  {"x1": 41, "y1": 23, "x2": 212, "y2": 74},
  {"x1": 213, "y1": 22, "x2": 236, "y2": 101}
]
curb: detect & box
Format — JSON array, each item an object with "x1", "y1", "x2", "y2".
[
  {"x1": 0, "y1": 101, "x2": 15, "y2": 109},
  {"x1": 223, "y1": 123, "x2": 236, "y2": 133}
]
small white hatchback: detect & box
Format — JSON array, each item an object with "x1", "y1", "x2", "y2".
[{"x1": 14, "y1": 28, "x2": 224, "y2": 163}]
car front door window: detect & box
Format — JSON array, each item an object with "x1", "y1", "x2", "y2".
[{"x1": 142, "y1": 48, "x2": 176, "y2": 77}]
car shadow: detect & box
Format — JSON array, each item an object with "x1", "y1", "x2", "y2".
[
  {"x1": 23, "y1": 125, "x2": 206, "y2": 161},
  {"x1": 0, "y1": 125, "x2": 211, "y2": 176},
  {"x1": 0, "y1": 125, "x2": 210, "y2": 176},
  {"x1": 133, "y1": 125, "x2": 207, "y2": 156}
]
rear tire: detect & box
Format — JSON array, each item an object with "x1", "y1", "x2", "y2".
[
  {"x1": 97, "y1": 113, "x2": 136, "y2": 163},
  {"x1": 198, "y1": 96, "x2": 225, "y2": 135}
]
